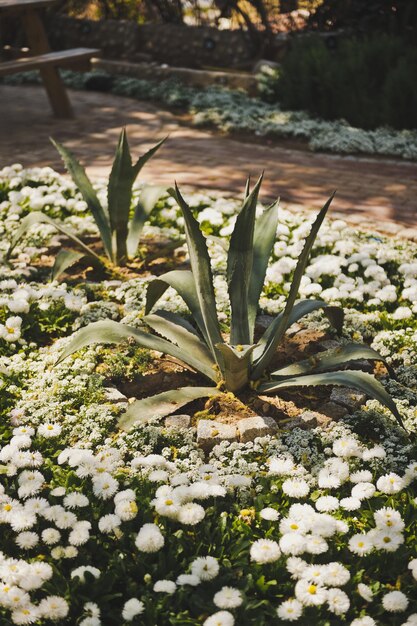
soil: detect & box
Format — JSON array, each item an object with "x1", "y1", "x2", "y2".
[
  {"x1": 108, "y1": 327, "x2": 337, "y2": 426},
  {"x1": 31, "y1": 234, "x2": 188, "y2": 282}
]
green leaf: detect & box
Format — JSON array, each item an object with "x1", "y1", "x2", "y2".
[
  {"x1": 51, "y1": 249, "x2": 84, "y2": 281},
  {"x1": 216, "y1": 343, "x2": 255, "y2": 393},
  {"x1": 247, "y1": 198, "x2": 279, "y2": 342},
  {"x1": 119, "y1": 386, "x2": 221, "y2": 430},
  {"x1": 107, "y1": 128, "x2": 134, "y2": 264},
  {"x1": 270, "y1": 343, "x2": 391, "y2": 378},
  {"x1": 7, "y1": 212, "x2": 102, "y2": 262},
  {"x1": 145, "y1": 270, "x2": 207, "y2": 343},
  {"x1": 144, "y1": 310, "x2": 217, "y2": 381},
  {"x1": 324, "y1": 305, "x2": 344, "y2": 335},
  {"x1": 51, "y1": 138, "x2": 113, "y2": 260},
  {"x1": 169, "y1": 185, "x2": 223, "y2": 361},
  {"x1": 259, "y1": 369, "x2": 405, "y2": 429},
  {"x1": 251, "y1": 194, "x2": 335, "y2": 379},
  {"x1": 253, "y1": 299, "x2": 337, "y2": 363},
  {"x1": 56, "y1": 320, "x2": 216, "y2": 381},
  {"x1": 227, "y1": 175, "x2": 262, "y2": 346},
  {"x1": 244, "y1": 177, "x2": 251, "y2": 199},
  {"x1": 131, "y1": 136, "x2": 167, "y2": 179},
  {"x1": 126, "y1": 185, "x2": 166, "y2": 258}
]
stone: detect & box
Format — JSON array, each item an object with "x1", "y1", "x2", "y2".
[
  {"x1": 330, "y1": 387, "x2": 367, "y2": 411},
  {"x1": 283, "y1": 411, "x2": 321, "y2": 431},
  {"x1": 237, "y1": 415, "x2": 279, "y2": 443},
  {"x1": 103, "y1": 387, "x2": 128, "y2": 405},
  {"x1": 252, "y1": 59, "x2": 280, "y2": 74},
  {"x1": 165, "y1": 414, "x2": 191, "y2": 430},
  {"x1": 197, "y1": 420, "x2": 238, "y2": 452},
  {"x1": 318, "y1": 401, "x2": 348, "y2": 420}
]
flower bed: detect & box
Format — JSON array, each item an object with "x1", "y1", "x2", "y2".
[{"x1": 0, "y1": 163, "x2": 417, "y2": 625}]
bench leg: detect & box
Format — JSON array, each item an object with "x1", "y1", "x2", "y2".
[
  {"x1": 38, "y1": 65, "x2": 74, "y2": 118},
  {"x1": 21, "y1": 8, "x2": 73, "y2": 118}
]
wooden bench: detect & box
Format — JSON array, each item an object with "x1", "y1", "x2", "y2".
[
  {"x1": 0, "y1": 47, "x2": 99, "y2": 75},
  {"x1": 0, "y1": 0, "x2": 100, "y2": 118}
]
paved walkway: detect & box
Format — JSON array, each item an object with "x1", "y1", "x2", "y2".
[{"x1": 1, "y1": 84, "x2": 416, "y2": 237}]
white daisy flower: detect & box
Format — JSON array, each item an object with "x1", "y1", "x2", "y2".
[
  {"x1": 382, "y1": 590, "x2": 409, "y2": 612},
  {"x1": 190, "y1": 556, "x2": 219, "y2": 581},
  {"x1": 135, "y1": 523, "x2": 164, "y2": 553},
  {"x1": 213, "y1": 587, "x2": 243, "y2": 609},
  {"x1": 276, "y1": 598, "x2": 303, "y2": 621},
  {"x1": 250, "y1": 539, "x2": 281, "y2": 563}
]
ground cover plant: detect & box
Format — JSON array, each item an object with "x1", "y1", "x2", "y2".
[
  {"x1": 4, "y1": 69, "x2": 417, "y2": 161},
  {"x1": 0, "y1": 163, "x2": 417, "y2": 625}
]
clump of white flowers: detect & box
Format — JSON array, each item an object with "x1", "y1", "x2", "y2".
[{"x1": 0, "y1": 166, "x2": 416, "y2": 625}]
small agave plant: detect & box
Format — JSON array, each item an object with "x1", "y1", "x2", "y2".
[
  {"x1": 57, "y1": 176, "x2": 404, "y2": 431},
  {"x1": 7, "y1": 129, "x2": 166, "y2": 278}
]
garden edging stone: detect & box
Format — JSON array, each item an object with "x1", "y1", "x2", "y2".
[{"x1": 237, "y1": 415, "x2": 279, "y2": 443}]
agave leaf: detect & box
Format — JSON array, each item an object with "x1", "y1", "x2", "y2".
[
  {"x1": 253, "y1": 299, "x2": 339, "y2": 363},
  {"x1": 118, "y1": 386, "x2": 221, "y2": 431},
  {"x1": 227, "y1": 175, "x2": 262, "y2": 346},
  {"x1": 51, "y1": 249, "x2": 85, "y2": 281},
  {"x1": 7, "y1": 212, "x2": 102, "y2": 263},
  {"x1": 126, "y1": 185, "x2": 167, "y2": 259},
  {"x1": 244, "y1": 177, "x2": 251, "y2": 199},
  {"x1": 247, "y1": 199, "x2": 279, "y2": 342},
  {"x1": 145, "y1": 270, "x2": 207, "y2": 342},
  {"x1": 107, "y1": 128, "x2": 134, "y2": 264},
  {"x1": 251, "y1": 194, "x2": 335, "y2": 380},
  {"x1": 170, "y1": 185, "x2": 223, "y2": 360},
  {"x1": 259, "y1": 369, "x2": 405, "y2": 429},
  {"x1": 216, "y1": 343, "x2": 255, "y2": 393},
  {"x1": 270, "y1": 343, "x2": 392, "y2": 378},
  {"x1": 144, "y1": 311, "x2": 217, "y2": 381},
  {"x1": 51, "y1": 138, "x2": 113, "y2": 260},
  {"x1": 56, "y1": 320, "x2": 214, "y2": 379},
  {"x1": 131, "y1": 136, "x2": 167, "y2": 179}
]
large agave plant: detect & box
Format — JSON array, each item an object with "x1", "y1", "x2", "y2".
[
  {"x1": 57, "y1": 177, "x2": 404, "y2": 431},
  {"x1": 7, "y1": 129, "x2": 166, "y2": 277}
]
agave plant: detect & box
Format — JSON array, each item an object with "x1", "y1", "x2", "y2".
[
  {"x1": 7, "y1": 129, "x2": 167, "y2": 278},
  {"x1": 56, "y1": 176, "x2": 404, "y2": 431}
]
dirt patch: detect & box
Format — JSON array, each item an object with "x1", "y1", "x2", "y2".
[{"x1": 30, "y1": 234, "x2": 187, "y2": 282}]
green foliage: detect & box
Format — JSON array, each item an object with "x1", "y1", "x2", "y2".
[
  {"x1": 7, "y1": 129, "x2": 166, "y2": 275},
  {"x1": 57, "y1": 177, "x2": 402, "y2": 430},
  {"x1": 265, "y1": 35, "x2": 417, "y2": 131},
  {"x1": 95, "y1": 342, "x2": 154, "y2": 384}
]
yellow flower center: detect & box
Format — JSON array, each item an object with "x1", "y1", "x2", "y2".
[
  {"x1": 308, "y1": 585, "x2": 317, "y2": 595},
  {"x1": 290, "y1": 523, "x2": 299, "y2": 530}
]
